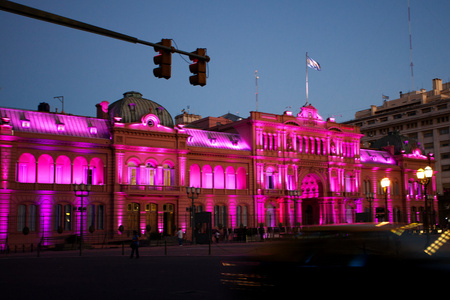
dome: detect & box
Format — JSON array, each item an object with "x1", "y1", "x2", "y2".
[{"x1": 108, "y1": 91, "x2": 174, "y2": 127}]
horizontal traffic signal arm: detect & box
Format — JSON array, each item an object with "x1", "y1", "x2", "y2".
[{"x1": 0, "y1": 1, "x2": 211, "y2": 82}]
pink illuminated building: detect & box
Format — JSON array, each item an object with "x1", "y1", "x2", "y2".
[{"x1": 0, "y1": 91, "x2": 437, "y2": 248}]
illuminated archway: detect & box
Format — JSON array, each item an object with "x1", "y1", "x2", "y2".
[{"x1": 300, "y1": 173, "x2": 323, "y2": 225}]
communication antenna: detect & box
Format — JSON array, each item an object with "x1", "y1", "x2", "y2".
[
  {"x1": 54, "y1": 96, "x2": 64, "y2": 113},
  {"x1": 408, "y1": 0, "x2": 414, "y2": 91},
  {"x1": 255, "y1": 70, "x2": 259, "y2": 111}
]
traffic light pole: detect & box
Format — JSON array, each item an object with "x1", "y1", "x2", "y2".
[{"x1": 0, "y1": 1, "x2": 210, "y2": 62}]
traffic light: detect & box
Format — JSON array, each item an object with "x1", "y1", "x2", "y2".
[
  {"x1": 153, "y1": 39, "x2": 172, "y2": 79},
  {"x1": 189, "y1": 48, "x2": 207, "y2": 86}
]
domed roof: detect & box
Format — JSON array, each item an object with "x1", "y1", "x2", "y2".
[
  {"x1": 108, "y1": 91, "x2": 174, "y2": 127},
  {"x1": 371, "y1": 131, "x2": 425, "y2": 155}
]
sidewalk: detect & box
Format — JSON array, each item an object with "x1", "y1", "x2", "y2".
[{"x1": 0, "y1": 240, "x2": 272, "y2": 259}]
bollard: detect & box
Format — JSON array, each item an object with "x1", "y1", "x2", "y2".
[
  {"x1": 165, "y1": 239, "x2": 167, "y2": 255},
  {"x1": 37, "y1": 243, "x2": 40, "y2": 257},
  {"x1": 122, "y1": 241, "x2": 124, "y2": 255}
]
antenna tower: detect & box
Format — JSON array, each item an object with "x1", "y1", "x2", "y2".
[{"x1": 408, "y1": 0, "x2": 414, "y2": 91}]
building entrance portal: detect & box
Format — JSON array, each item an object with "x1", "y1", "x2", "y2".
[{"x1": 302, "y1": 199, "x2": 320, "y2": 225}]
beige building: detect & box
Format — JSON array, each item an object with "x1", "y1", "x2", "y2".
[{"x1": 345, "y1": 78, "x2": 450, "y2": 195}]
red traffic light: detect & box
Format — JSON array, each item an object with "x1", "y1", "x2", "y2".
[
  {"x1": 189, "y1": 48, "x2": 207, "y2": 86},
  {"x1": 153, "y1": 39, "x2": 172, "y2": 79}
]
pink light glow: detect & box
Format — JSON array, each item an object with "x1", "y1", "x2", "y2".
[{"x1": 184, "y1": 128, "x2": 250, "y2": 151}]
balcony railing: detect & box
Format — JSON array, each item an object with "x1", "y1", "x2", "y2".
[
  {"x1": 13, "y1": 182, "x2": 106, "y2": 192},
  {"x1": 120, "y1": 185, "x2": 250, "y2": 196}
]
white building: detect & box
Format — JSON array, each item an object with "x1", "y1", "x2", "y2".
[{"x1": 345, "y1": 78, "x2": 450, "y2": 195}]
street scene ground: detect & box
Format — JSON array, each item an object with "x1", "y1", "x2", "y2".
[{"x1": 2, "y1": 226, "x2": 450, "y2": 299}]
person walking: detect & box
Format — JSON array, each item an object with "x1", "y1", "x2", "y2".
[
  {"x1": 176, "y1": 228, "x2": 184, "y2": 246},
  {"x1": 130, "y1": 230, "x2": 140, "y2": 258}
]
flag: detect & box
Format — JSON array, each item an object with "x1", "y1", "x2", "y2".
[
  {"x1": 382, "y1": 94, "x2": 389, "y2": 101},
  {"x1": 307, "y1": 56, "x2": 321, "y2": 71}
]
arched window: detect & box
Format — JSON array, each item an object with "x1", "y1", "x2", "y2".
[
  {"x1": 214, "y1": 165, "x2": 224, "y2": 189},
  {"x1": 55, "y1": 155, "x2": 71, "y2": 184},
  {"x1": 37, "y1": 154, "x2": 54, "y2": 183},
  {"x1": 236, "y1": 167, "x2": 247, "y2": 190},
  {"x1": 202, "y1": 165, "x2": 213, "y2": 188},
  {"x1": 189, "y1": 164, "x2": 201, "y2": 188},
  {"x1": 127, "y1": 161, "x2": 138, "y2": 185},
  {"x1": 73, "y1": 156, "x2": 88, "y2": 184},
  {"x1": 163, "y1": 163, "x2": 175, "y2": 186},
  {"x1": 144, "y1": 162, "x2": 157, "y2": 185},
  {"x1": 89, "y1": 158, "x2": 104, "y2": 185},
  {"x1": 17, "y1": 153, "x2": 36, "y2": 183},
  {"x1": 225, "y1": 166, "x2": 235, "y2": 190}
]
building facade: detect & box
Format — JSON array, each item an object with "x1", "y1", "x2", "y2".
[
  {"x1": 0, "y1": 92, "x2": 437, "y2": 249},
  {"x1": 344, "y1": 78, "x2": 450, "y2": 195}
]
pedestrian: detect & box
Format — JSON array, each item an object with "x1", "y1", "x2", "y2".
[
  {"x1": 130, "y1": 230, "x2": 140, "y2": 258},
  {"x1": 176, "y1": 228, "x2": 184, "y2": 246},
  {"x1": 214, "y1": 230, "x2": 220, "y2": 243}
]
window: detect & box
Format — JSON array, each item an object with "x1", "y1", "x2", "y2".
[
  {"x1": 214, "y1": 205, "x2": 227, "y2": 227},
  {"x1": 55, "y1": 204, "x2": 72, "y2": 231},
  {"x1": 17, "y1": 204, "x2": 37, "y2": 232},
  {"x1": 88, "y1": 204, "x2": 104, "y2": 231},
  {"x1": 17, "y1": 153, "x2": 36, "y2": 183},
  {"x1": 265, "y1": 170, "x2": 275, "y2": 189},
  {"x1": 439, "y1": 127, "x2": 449, "y2": 135},
  {"x1": 127, "y1": 162, "x2": 138, "y2": 185},
  {"x1": 145, "y1": 163, "x2": 156, "y2": 185},
  {"x1": 236, "y1": 205, "x2": 248, "y2": 227},
  {"x1": 441, "y1": 141, "x2": 450, "y2": 147},
  {"x1": 163, "y1": 164, "x2": 174, "y2": 186},
  {"x1": 423, "y1": 131, "x2": 433, "y2": 138},
  {"x1": 424, "y1": 143, "x2": 434, "y2": 150}
]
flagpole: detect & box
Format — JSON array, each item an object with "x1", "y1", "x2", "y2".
[{"x1": 305, "y1": 52, "x2": 309, "y2": 106}]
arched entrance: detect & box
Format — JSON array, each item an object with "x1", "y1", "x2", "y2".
[{"x1": 300, "y1": 174, "x2": 323, "y2": 225}]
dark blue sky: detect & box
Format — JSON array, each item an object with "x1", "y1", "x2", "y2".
[{"x1": 1, "y1": 0, "x2": 449, "y2": 122}]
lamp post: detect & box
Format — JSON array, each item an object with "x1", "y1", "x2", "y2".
[
  {"x1": 381, "y1": 177, "x2": 390, "y2": 222},
  {"x1": 288, "y1": 190, "x2": 301, "y2": 227},
  {"x1": 417, "y1": 166, "x2": 433, "y2": 232},
  {"x1": 73, "y1": 183, "x2": 91, "y2": 256},
  {"x1": 365, "y1": 192, "x2": 374, "y2": 222},
  {"x1": 186, "y1": 187, "x2": 200, "y2": 244}
]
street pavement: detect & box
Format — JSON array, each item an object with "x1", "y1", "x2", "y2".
[{"x1": 3, "y1": 233, "x2": 450, "y2": 299}]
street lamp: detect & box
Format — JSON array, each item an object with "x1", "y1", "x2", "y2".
[
  {"x1": 417, "y1": 166, "x2": 433, "y2": 232},
  {"x1": 186, "y1": 187, "x2": 201, "y2": 244},
  {"x1": 288, "y1": 190, "x2": 301, "y2": 227},
  {"x1": 73, "y1": 183, "x2": 91, "y2": 256},
  {"x1": 365, "y1": 192, "x2": 374, "y2": 222},
  {"x1": 381, "y1": 177, "x2": 390, "y2": 222}
]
